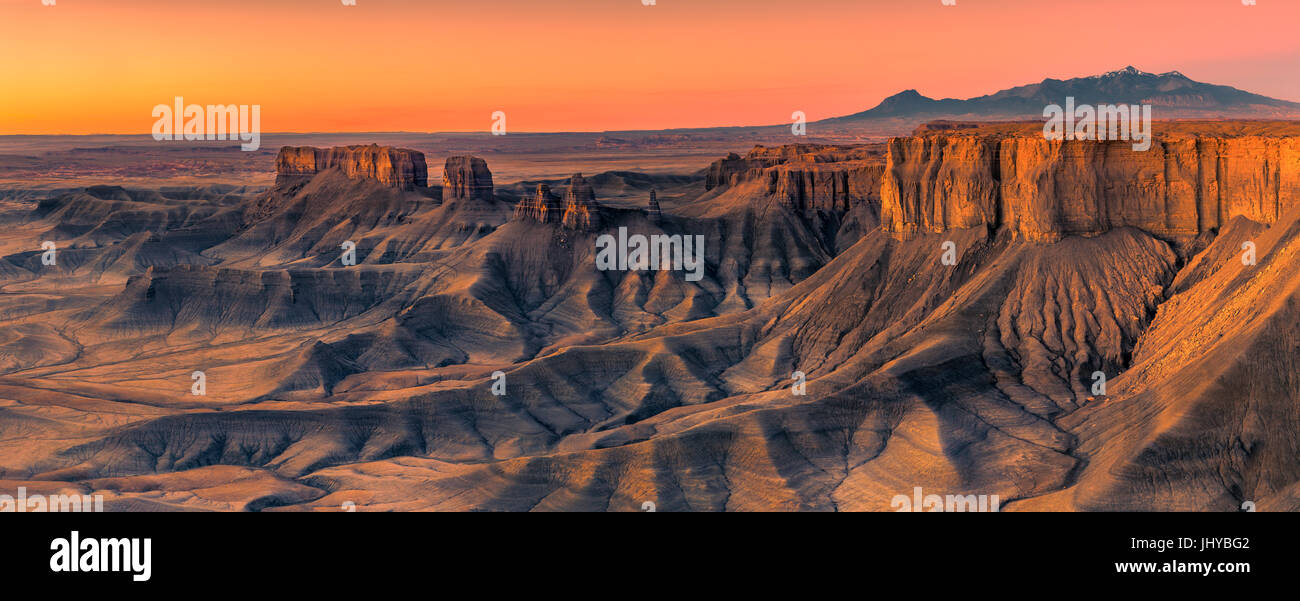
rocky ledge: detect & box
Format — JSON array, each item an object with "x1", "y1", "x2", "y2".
[
  {"x1": 705, "y1": 144, "x2": 884, "y2": 212},
  {"x1": 275, "y1": 145, "x2": 428, "y2": 190},
  {"x1": 880, "y1": 133, "x2": 1300, "y2": 241}
]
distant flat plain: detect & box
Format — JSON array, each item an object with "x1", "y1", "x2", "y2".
[{"x1": 0, "y1": 130, "x2": 861, "y2": 192}]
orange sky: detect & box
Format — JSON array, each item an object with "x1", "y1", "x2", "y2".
[{"x1": 2, "y1": 0, "x2": 1298, "y2": 134}]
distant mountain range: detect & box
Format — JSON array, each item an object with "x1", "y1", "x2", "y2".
[{"x1": 822, "y1": 66, "x2": 1300, "y2": 126}]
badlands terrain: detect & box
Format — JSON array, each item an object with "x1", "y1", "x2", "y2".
[
  {"x1": 4, "y1": 65, "x2": 1300, "y2": 511},
  {"x1": 0, "y1": 119, "x2": 1299, "y2": 511}
]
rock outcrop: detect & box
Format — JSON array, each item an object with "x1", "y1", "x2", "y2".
[
  {"x1": 912, "y1": 120, "x2": 984, "y2": 135},
  {"x1": 275, "y1": 145, "x2": 427, "y2": 190},
  {"x1": 561, "y1": 173, "x2": 601, "y2": 230},
  {"x1": 647, "y1": 189, "x2": 662, "y2": 223},
  {"x1": 705, "y1": 152, "x2": 776, "y2": 190},
  {"x1": 441, "y1": 156, "x2": 495, "y2": 202},
  {"x1": 881, "y1": 134, "x2": 1300, "y2": 241},
  {"x1": 514, "y1": 176, "x2": 599, "y2": 228},
  {"x1": 514, "y1": 183, "x2": 563, "y2": 223},
  {"x1": 705, "y1": 144, "x2": 884, "y2": 212},
  {"x1": 706, "y1": 144, "x2": 857, "y2": 190},
  {"x1": 763, "y1": 161, "x2": 883, "y2": 212}
]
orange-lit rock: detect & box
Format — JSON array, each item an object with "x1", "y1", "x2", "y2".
[
  {"x1": 560, "y1": 173, "x2": 601, "y2": 230},
  {"x1": 514, "y1": 183, "x2": 563, "y2": 223},
  {"x1": 881, "y1": 133, "x2": 1300, "y2": 241},
  {"x1": 441, "y1": 156, "x2": 494, "y2": 202},
  {"x1": 275, "y1": 144, "x2": 427, "y2": 190},
  {"x1": 705, "y1": 144, "x2": 883, "y2": 213}
]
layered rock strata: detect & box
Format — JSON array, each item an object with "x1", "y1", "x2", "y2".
[
  {"x1": 705, "y1": 144, "x2": 884, "y2": 212},
  {"x1": 561, "y1": 173, "x2": 601, "y2": 230},
  {"x1": 881, "y1": 134, "x2": 1300, "y2": 241},
  {"x1": 441, "y1": 156, "x2": 495, "y2": 202},
  {"x1": 514, "y1": 183, "x2": 563, "y2": 223},
  {"x1": 275, "y1": 145, "x2": 427, "y2": 190}
]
